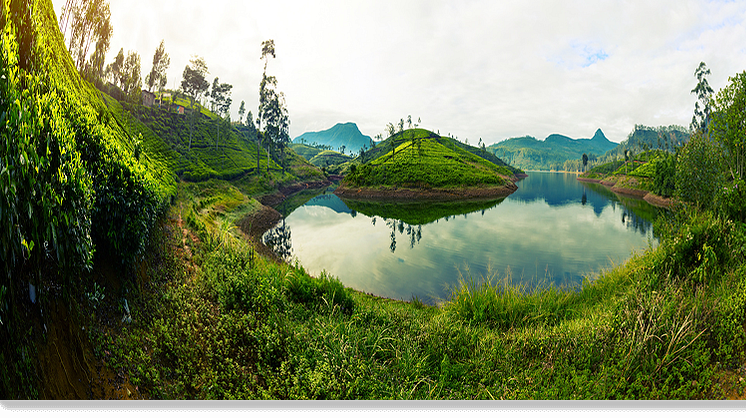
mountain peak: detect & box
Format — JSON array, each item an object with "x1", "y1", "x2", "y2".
[
  {"x1": 293, "y1": 122, "x2": 372, "y2": 151},
  {"x1": 591, "y1": 128, "x2": 612, "y2": 144}
]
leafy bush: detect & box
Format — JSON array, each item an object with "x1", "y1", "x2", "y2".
[
  {"x1": 653, "y1": 209, "x2": 742, "y2": 285},
  {"x1": 717, "y1": 179, "x2": 746, "y2": 222},
  {"x1": 285, "y1": 270, "x2": 354, "y2": 314},
  {"x1": 675, "y1": 133, "x2": 725, "y2": 209},
  {"x1": 1, "y1": 1, "x2": 93, "y2": 279},
  {"x1": 652, "y1": 153, "x2": 676, "y2": 197}
]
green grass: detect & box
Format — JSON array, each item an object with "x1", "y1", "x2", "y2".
[
  {"x1": 309, "y1": 150, "x2": 353, "y2": 167},
  {"x1": 96, "y1": 199, "x2": 746, "y2": 399},
  {"x1": 344, "y1": 130, "x2": 515, "y2": 189}
]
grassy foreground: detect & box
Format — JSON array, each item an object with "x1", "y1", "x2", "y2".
[{"x1": 92, "y1": 184, "x2": 746, "y2": 399}]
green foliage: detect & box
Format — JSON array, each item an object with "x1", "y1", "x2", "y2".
[
  {"x1": 442, "y1": 266, "x2": 578, "y2": 330},
  {"x1": 309, "y1": 149, "x2": 352, "y2": 168},
  {"x1": 285, "y1": 270, "x2": 354, "y2": 314},
  {"x1": 1, "y1": 0, "x2": 93, "y2": 278},
  {"x1": 344, "y1": 132, "x2": 511, "y2": 189},
  {"x1": 711, "y1": 71, "x2": 746, "y2": 182},
  {"x1": 652, "y1": 153, "x2": 677, "y2": 197},
  {"x1": 653, "y1": 209, "x2": 741, "y2": 286},
  {"x1": 675, "y1": 132, "x2": 725, "y2": 209},
  {"x1": 717, "y1": 179, "x2": 746, "y2": 222}
]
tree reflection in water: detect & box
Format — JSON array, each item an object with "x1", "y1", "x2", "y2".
[
  {"x1": 385, "y1": 218, "x2": 422, "y2": 253},
  {"x1": 263, "y1": 219, "x2": 293, "y2": 262}
]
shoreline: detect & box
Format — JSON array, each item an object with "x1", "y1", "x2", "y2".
[
  {"x1": 333, "y1": 182, "x2": 519, "y2": 202},
  {"x1": 236, "y1": 179, "x2": 331, "y2": 261},
  {"x1": 577, "y1": 176, "x2": 673, "y2": 208}
]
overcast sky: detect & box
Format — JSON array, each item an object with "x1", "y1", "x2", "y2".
[{"x1": 53, "y1": 0, "x2": 746, "y2": 145}]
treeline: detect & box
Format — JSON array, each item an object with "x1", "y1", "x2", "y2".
[
  {"x1": 595, "y1": 62, "x2": 745, "y2": 220},
  {"x1": 57, "y1": 1, "x2": 293, "y2": 175}
]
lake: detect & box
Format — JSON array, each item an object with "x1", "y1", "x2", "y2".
[{"x1": 263, "y1": 171, "x2": 660, "y2": 305}]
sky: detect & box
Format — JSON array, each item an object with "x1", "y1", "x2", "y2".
[{"x1": 52, "y1": 0, "x2": 746, "y2": 145}]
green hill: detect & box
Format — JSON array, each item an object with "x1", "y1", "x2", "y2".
[
  {"x1": 487, "y1": 129, "x2": 617, "y2": 171},
  {"x1": 290, "y1": 143, "x2": 325, "y2": 161},
  {"x1": 340, "y1": 129, "x2": 518, "y2": 194},
  {"x1": 309, "y1": 149, "x2": 353, "y2": 167},
  {"x1": 293, "y1": 122, "x2": 373, "y2": 152}
]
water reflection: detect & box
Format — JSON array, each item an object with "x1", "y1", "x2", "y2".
[
  {"x1": 275, "y1": 172, "x2": 661, "y2": 303},
  {"x1": 343, "y1": 198, "x2": 504, "y2": 253},
  {"x1": 262, "y1": 219, "x2": 293, "y2": 262}
]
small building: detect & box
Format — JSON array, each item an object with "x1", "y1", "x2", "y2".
[
  {"x1": 141, "y1": 90, "x2": 155, "y2": 107},
  {"x1": 177, "y1": 106, "x2": 185, "y2": 115}
]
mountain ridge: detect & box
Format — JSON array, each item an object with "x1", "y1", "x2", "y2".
[
  {"x1": 487, "y1": 129, "x2": 617, "y2": 171},
  {"x1": 293, "y1": 122, "x2": 373, "y2": 153}
]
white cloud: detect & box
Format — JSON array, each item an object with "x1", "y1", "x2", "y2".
[{"x1": 52, "y1": 0, "x2": 746, "y2": 144}]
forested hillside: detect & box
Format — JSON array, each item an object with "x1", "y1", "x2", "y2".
[{"x1": 487, "y1": 129, "x2": 616, "y2": 171}]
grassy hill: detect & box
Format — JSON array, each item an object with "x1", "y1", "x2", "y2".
[
  {"x1": 341, "y1": 129, "x2": 517, "y2": 190},
  {"x1": 309, "y1": 149, "x2": 353, "y2": 167},
  {"x1": 105, "y1": 90, "x2": 325, "y2": 191},
  {"x1": 290, "y1": 143, "x2": 325, "y2": 161},
  {"x1": 487, "y1": 129, "x2": 617, "y2": 171}
]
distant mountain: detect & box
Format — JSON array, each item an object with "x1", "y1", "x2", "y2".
[
  {"x1": 486, "y1": 129, "x2": 617, "y2": 171},
  {"x1": 293, "y1": 122, "x2": 373, "y2": 153}
]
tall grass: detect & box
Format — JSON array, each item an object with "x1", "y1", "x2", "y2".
[{"x1": 442, "y1": 264, "x2": 580, "y2": 330}]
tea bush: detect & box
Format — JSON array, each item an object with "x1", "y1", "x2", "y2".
[{"x1": 1, "y1": 0, "x2": 93, "y2": 280}]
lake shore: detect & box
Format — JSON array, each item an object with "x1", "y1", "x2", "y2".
[
  {"x1": 333, "y1": 182, "x2": 519, "y2": 201},
  {"x1": 577, "y1": 176, "x2": 673, "y2": 208}
]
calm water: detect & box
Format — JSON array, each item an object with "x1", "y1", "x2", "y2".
[{"x1": 264, "y1": 172, "x2": 659, "y2": 304}]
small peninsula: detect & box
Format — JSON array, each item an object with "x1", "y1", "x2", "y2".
[{"x1": 334, "y1": 129, "x2": 525, "y2": 201}]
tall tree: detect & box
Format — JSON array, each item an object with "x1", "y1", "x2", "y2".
[
  {"x1": 691, "y1": 61, "x2": 714, "y2": 135},
  {"x1": 180, "y1": 55, "x2": 210, "y2": 150},
  {"x1": 145, "y1": 40, "x2": 170, "y2": 93},
  {"x1": 109, "y1": 47, "x2": 124, "y2": 87},
  {"x1": 209, "y1": 77, "x2": 233, "y2": 117},
  {"x1": 712, "y1": 71, "x2": 746, "y2": 182},
  {"x1": 85, "y1": 4, "x2": 112, "y2": 82},
  {"x1": 258, "y1": 40, "x2": 290, "y2": 173},
  {"x1": 208, "y1": 77, "x2": 233, "y2": 152},
  {"x1": 65, "y1": 0, "x2": 112, "y2": 77},
  {"x1": 120, "y1": 50, "x2": 141, "y2": 103},
  {"x1": 238, "y1": 101, "x2": 246, "y2": 124},
  {"x1": 582, "y1": 153, "x2": 588, "y2": 172}
]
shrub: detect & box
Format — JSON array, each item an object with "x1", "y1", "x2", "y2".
[
  {"x1": 717, "y1": 179, "x2": 746, "y2": 222},
  {"x1": 653, "y1": 209, "x2": 740, "y2": 285},
  {"x1": 285, "y1": 270, "x2": 354, "y2": 314},
  {"x1": 1, "y1": 2, "x2": 94, "y2": 280},
  {"x1": 652, "y1": 153, "x2": 677, "y2": 197},
  {"x1": 675, "y1": 133, "x2": 725, "y2": 209}
]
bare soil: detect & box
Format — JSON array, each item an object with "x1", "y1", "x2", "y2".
[
  {"x1": 334, "y1": 183, "x2": 518, "y2": 201},
  {"x1": 578, "y1": 176, "x2": 672, "y2": 209}
]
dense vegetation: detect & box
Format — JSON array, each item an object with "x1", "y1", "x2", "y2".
[
  {"x1": 342, "y1": 129, "x2": 518, "y2": 189},
  {"x1": 3, "y1": 0, "x2": 746, "y2": 402}
]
